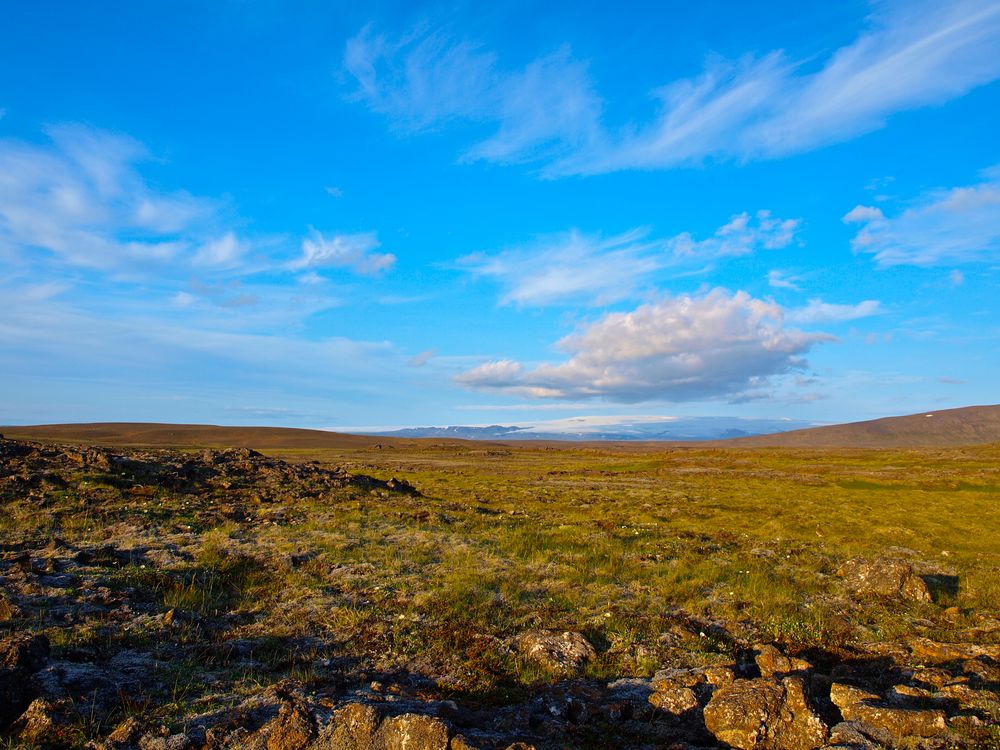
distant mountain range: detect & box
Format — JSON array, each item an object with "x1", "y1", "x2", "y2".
[{"x1": 362, "y1": 416, "x2": 815, "y2": 442}]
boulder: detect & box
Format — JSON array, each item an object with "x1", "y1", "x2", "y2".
[
  {"x1": 755, "y1": 644, "x2": 813, "y2": 678},
  {"x1": 836, "y1": 557, "x2": 931, "y2": 602},
  {"x1": 0, "y1": 632, "x2": 50, "y2": 727},
  {"x1": 265, "y1": 696, "x2": 316, "y2": 750},
  {"x1": 374, "y1": 713, "x2": 450, "y2": 750},
  {"x1": 323, "y1": 703, "x2": 382, "y2": 750},
  {"x1": 515, "y1": 630, "x2": 595, "y2": 676},
  {"x1": 829, "y1": 681, "x2": 947, "y2": 740},
  {"x1": 703, "y1": 676, "x2": 828, "y2": 750},
  {"x1": 908, "y1": 637, "x2": 1000, "y2": 663},
  {"x1": 648, "y1": 686, "x2": 699, "y2": 715}
]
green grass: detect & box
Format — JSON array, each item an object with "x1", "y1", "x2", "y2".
[{"x1": 3, "y1": 437, "x2": 999, "y2": 744}]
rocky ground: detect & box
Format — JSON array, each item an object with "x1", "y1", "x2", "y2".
[{"x1": 0, "y1": 435, "x2": 998, "y2": 749}]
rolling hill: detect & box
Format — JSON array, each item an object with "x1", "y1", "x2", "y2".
[
  {"x1": 3, "y1": 404, "x2": 999, "y2": 449},
  {"x1": 719, "y1": 404, "x2": 1000, "y2": 448}
]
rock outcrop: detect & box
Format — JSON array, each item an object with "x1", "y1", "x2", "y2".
[
  {"x1": 836, "y1": 557, "x2": 932, "y2": 602},
  {"x1": 704, "y1": 676, "x2": 829, "y2": 750}
]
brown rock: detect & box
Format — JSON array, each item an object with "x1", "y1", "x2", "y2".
[
  {"x1": 10, "y1": 698, "x2": 71, "y2": 745},
  {"x1": 755, "y1": 644, "x2": 813, "y2": 677},
  {"x1": 703, "y1": 676, "x2": 829, "y2": 750},
  {"x1": 0, "y1": 632, "x2": 50, "y2": 672},
  {"x1": 0, "y1": 592, "x2": 19, "y2": 621},
  {"x1": 326, "y1": 703, "x2": 381, "y2": 750},
  {"x1": 649, "y1": 686, "x2": 699, "y2": 715},
  {"x1": 829, "y1": 683, "x2": 880, "y2": 711},
  {"x1": 836, "y1": 557, "x2": 931, "y2": 602},
  {"x1": 0, "y1": 633, "x2": 50, "y2": 727},
  {"x1": 908, "y1": 637, "x2": 1000, "y2": 662},
  {"x1": 265, "y1": 696, "x2": 316, "y2": 750},
  {"x1": 374, "y1": 713, "x2": 449, "y2": 750},
  {"x1": 515, "y1": 630, "x2": 595, "y2": 676},
  {"x1": 830, "y1": 681, "x2": 947, "y2": 740}
]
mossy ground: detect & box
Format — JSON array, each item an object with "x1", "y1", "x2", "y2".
[{"x1": 2, "y1": 437, "x2": 999, "y2": 746}]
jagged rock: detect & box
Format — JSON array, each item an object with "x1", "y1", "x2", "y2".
[
  {"x1": 265, "y1": 695, "x2": 316, "y2": 750},
  {"x1": 0, "y1": 632, "x2": 50, "y2": 672},
  {"x1": 648, "y1": 686, "x2": 699, "y2": 715},
  {"x1": 822, "y1": 721, "x2": 889, "y2": 750},
  {"x1": 374, "y1": 713, "x2": 450, "y2": 749},
  {"x1": 515, "y1": 630, "x2": 595, "y2": 676},
  {"x1": 836, "y1": 557, "x2": 931, "y2": 602},
  {"x1": 829, "y1": 681, "x2": 947, "y2": 740},
  {"x1": 323, "y1": 703, "x2": 381, "y2": 749},
  {"x1": 703, "y1": 676, "x2": 829, "y2": 750},
  {"x1": 0, "y1": 591, "x2": 20, "y2": 621},
  {"x1": 908, "y1": 637, "x2": 1000, "y2": 662},
  {"x1": 755, "y1": 644, "x2": 813, "y2": 678},
  {"x1": 0, "y1": 632, "x2": 50, "y2": 727},
  {"x1": 10, "y1": 698, "x2": 72, "y2": 745}
]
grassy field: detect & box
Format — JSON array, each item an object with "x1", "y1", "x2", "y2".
[{"x1": 2, "y1": 434, "x2": 999, "y2": 747}]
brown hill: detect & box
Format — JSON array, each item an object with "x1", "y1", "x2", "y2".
[
  {"x1": 0, "y1": 422, "x2": 424, "y2": 450},
  {"x1": 4, "y1": 404, "x2": 1000, "y2": 451},
  {"x1": 720, "y1": 404, "x2": 1000, "y2": 448}
]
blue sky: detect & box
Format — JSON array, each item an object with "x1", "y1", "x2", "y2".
[{"x1": 2, "y1": 0, "x2": 999, "y2": 430}]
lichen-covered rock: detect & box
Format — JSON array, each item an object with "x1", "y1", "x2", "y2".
[
  {"x1": 836, "y1": 557, "x2": 931, "y2": 601},
  {"x1": 515, "y1": 630, "x2": 595, "y2": 676},
  {"x1": 10, "y1": 698, "x2": 72, "y2": 745},
  {"x1": 908, "y1": 636, "x2": 1000, "y2": 663},
  {"x1": 324, "y1": 703, "x2": 381, "y2": 750},
  {"x1": 374, "y1": 713, "x2": 450, "y2": 750},
  {"x1": 265, "y1": 696, "x2": 316, "y2": 750},
  {"x1": 829, "y1": 681, "x2": 947, "y2": 740},
  {"x1": 755, "y1": 644, "x2": 813, "y2": 677},
  {"x1": 703, "y1": 676, "x2": 829, "y2": 750},
  {"x1": 649, "y1": 686, "x2": 699, "y2": 715}
]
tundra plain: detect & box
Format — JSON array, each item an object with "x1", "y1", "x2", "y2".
[{"x1": 0, "y1": 426, "x2": 998, "y2": 749}]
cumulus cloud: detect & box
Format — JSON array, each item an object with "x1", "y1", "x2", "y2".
[
  {"x1": 845, "y1": 167, "x2": 1000, "y2": 266},
  {"x1": 460, "y1": 211, "x2": 800, "y2": 306},
  {"x1": 455, "y1": 289, "x2": 832, "y2": 401},
  {"x1": 290, "y1": 231, "x2": 396, "y2": 275},
  {"x1": 787, "y1": 298, "x2": 882, "y2": 324},
  {"x1": 345, "y1": 2, "x2": 1000, "y2": 175}
]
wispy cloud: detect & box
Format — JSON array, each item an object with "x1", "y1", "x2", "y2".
[
  {"x1": 345, "y1": 2, "x2": 1000, "y2": 175},
  {"x1": 459, "y1": 211, "x2": 800, "y2": 306},
  {"x1": 788, "y1": 298, "x2": 882, "y2": 324},
  {"x1": 456, "y1": 289, "x2": 832, "y2": 402},
  {"x1": 290, "y1": 231, "x2": 396, "y2": 275},
  {"x1": 0, "y1": 124, "x2": 227, "y2": 272},
  {"x1": 344, "y1": 25, "x2": 601, "y2": 164},
  {"x1": 844, "y1": 166, "x2": 1000, "y2": 266},
  {"x1": 767, "y1": 269, "x2": 805, "y2": 290}
]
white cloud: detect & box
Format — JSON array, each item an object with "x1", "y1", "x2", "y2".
[
  {"x1": 460, "y1": 211, "x2": 800, "y2": 306},
  {"x1": 846, "y1": 167, "x2": 1000, "y2": 266},
  {"x1": 346, "y1": 2, "x2": 1000, "y2": 175},
  {"x1": 788, "y1": 298, "x2": 882, "y2": 324},
  {"x1": 193, "y1": 232, "x2": 247, "y2": 267},
  {"x1": 290, "y1": 231, "x2": 396, "y2": 275},
  {"x1": 344, "y1": 25, "x2": 601, "y2": 164},
  {"x1": 842, "y1": 205, "x2": 885, "y2": 223},
  {"x1": 767, "y1": 269, "x2": 804, "y2": 290},
  {"x1": 949, "y1": 269, "x2": 965, "y2": 286},
  {"x1": 456, "y1": 288, "x2": 832, "y2": 402}
]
